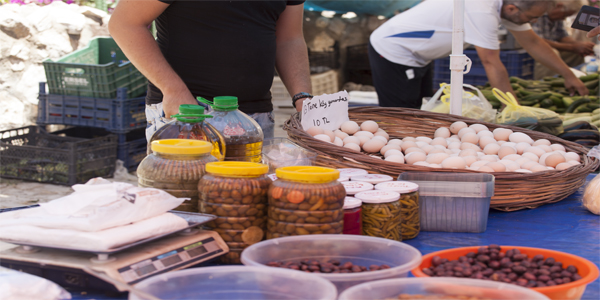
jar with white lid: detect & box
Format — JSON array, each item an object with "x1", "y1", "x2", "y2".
[
  {"x1": 350, "y1": 174, "x2": 393, "y2": 184},
  {"x1": 343, "y1": 197, "x2": 362, "y2": 235},
  {"x1": 375, "y1": 181, "x2": 420, "y2": 240},
  {"x1": 337, "y1": 168, "x2": 368, "y2": 178},
  {"x1": 342, "y1": 181, "x2": 374, "y2": 195},
  {"x1": 354, "y1": 190, "x2": 402, "y2": 241}
]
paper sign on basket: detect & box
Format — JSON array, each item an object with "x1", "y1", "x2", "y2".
[{"x1": 301, "y1": 91, "x2": 350, "y2": 131}]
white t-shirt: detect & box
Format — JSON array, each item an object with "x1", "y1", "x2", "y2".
[{"x1": 370, "y1": 0, "x2": 531, "y2": 68}]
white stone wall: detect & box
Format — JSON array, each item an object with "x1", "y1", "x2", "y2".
[{"x1": 0, "y1": 2, "x2": 110, "y2": 130}]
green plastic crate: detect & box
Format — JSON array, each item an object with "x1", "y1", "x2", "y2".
[{"x1": 43, "y1": 36, "x2": 147, "y2": 99}]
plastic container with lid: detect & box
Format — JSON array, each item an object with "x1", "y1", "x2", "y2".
[
  {"x1": 137, "y1": 139, "x2": 217, "y2": 212},
  {"x1": 355, "y1": 190, "x2": 402, "y2": 241},
  {"x1": 398, "y1": 172, "x2": 494, "y2": 233},
  {"x1": 375, "y1": 181, "x2": 420, "y2": 240},
  {"x1": 129, "y1": 266, "x2": 338, "y2": 300},
  {"x1": 148, "y1": 104, "x2": 226, "y2": 160},
  {"x1": 343, "y1": 197, "x2": 362, "y2": 235},
  {"x1": 267, "y1": 166, "x2": 346, "y2": 238},
  {"x1": 337, "y1": 168, "x2": 368, "y2": 178},
  {"x1": 198, "y1": 161, "x2": 271, "y2": 263},
  {"x1": 342, "y1": 181, "x2": 374, "y2": 195},
  {"x1": 262, "y1": 137, "x2": 317, "y2": 172},
  {"x1": 199, "y1": 96, "x2": 264, "y2": 163},
  {"x1": 351, "y1": 174, "x2": 393, "y2": 184},
  {"x1": 337, "y1": 277, "x2": 550, "y2": 300}
]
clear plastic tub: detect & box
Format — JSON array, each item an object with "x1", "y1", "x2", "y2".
[
  {"x1": 129, "y1": 266, "x2": 338, "y2": 300},
  {"x1": 241, "y1": 234, "x2": 422, "y2": 293},
  {"x1": 398, "y1": 172, "x2": 495, "y2": 233},
  {"x1": 262, "y1": 137, "x2": 317, "y2": 172},
  {"x1": 337, "y1": 277, "x2": 549, "y2": 300}
]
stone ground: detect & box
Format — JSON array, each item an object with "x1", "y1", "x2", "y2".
[{"x1": 0, "y1": 107, "x2": 297, "y2": 209}]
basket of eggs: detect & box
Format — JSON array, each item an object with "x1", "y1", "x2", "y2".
[{"x1": 283, "y1": 106, "x2": 599, "y2": 211}]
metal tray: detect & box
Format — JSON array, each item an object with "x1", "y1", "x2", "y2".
[{"x1": 0, "y1": 207, "x2": 216, "y2": 255}]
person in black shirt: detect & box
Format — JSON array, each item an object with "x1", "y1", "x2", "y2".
[{"x1": 109, "y1": 0, "x2": 312, "y2": 140}]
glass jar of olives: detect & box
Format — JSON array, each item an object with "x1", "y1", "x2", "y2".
[
  {"x1": 199, "y1": 161, "x2": 271, "y2": 263},
  {"x1": 137, "y1": 139, "x2": 217, "y2": 212},
  {"x1": 375, "y1": 181, "x2": 420, "y2": 240},
  {"x1": 355, "y1": 190, "x2": 402, "y2": 241},
  {"x1": 267, "y1": 166, "x2": 346, "y2": 239}
]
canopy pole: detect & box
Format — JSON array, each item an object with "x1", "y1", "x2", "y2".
[{"x1": 449, "y1": 0, "x2": 471, "y2": 116}]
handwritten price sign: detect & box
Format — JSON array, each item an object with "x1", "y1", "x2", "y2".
[{"x1": 301, "y1": 91, "x2": 350, "y2": 131}]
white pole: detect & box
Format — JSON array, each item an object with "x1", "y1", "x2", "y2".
[{"x1": 449, "y1": 0, "x2": 470, "y2": 116}]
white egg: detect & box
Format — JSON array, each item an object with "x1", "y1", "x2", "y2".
[
  {"x1": 504, "y1": 162, "x2": 520, "y2": 171},
  {"x1": 544, "y1": 153, "x2": 566, "y2": 168},
  {"x1": 343, "y1": 136, "x2": 361, "y2": 146},
  {"x1": 413, "y1": 161, "x2": 430, "y2": 167},
  {"x1": 429, "y1": 164, "x2": 442, "y2": 168},
  {"x1": 458, "y1": 127, "x2": 476, "y2": 139},
  {"x1": 356, "y1": 135, "x2": 370, "y2": 147},
  {"x1": 387, "y1": 139, "x2": 403, "y2": 146},
  {"x1": 478, "y1": 166, "x2": 495, "y2": 173},
  {"x1": 481, "y1": 155, "x2": 499, "y2": 162},
  {"x1": 461, "y1": 132, "x2": 479, "y2": 145},
  {"x1": 428, "y1": 149, "x2": 446, "y2": 155},
  {"x1": 515, "y1": 142, "x2": 531, "y2": 154},
  {"x1": 385, "y1": 155, "x2": 405, "y2": 164},
  {"x1": 509, "y1": 132, "x2": 533, "y2": 144},
  {"x1": 322, "y1": 130, "x2": 336, "y2": 142},
  {"x1": 401, "y1": 141, "x2": 418, "y2": 152},
  {"x1": 460, "y1": 143, "x2": 481, "y2": 151},
  {"x1": 555, "y1": 163, "x2": 572, "y2": 171},
  {"x1": 522, "y1": 152, "x2": 540, "y2": 162},
  {"x1": 451, "y1": 148, "x2": 461, "y2": 154},
  {"x1": 523, "y1": 146, "x2": 545, "y2": 158},
  {"x1": 483, "y1": 143, "x2": 501, "y2": 155},
  {"x1": 479, "y1": 136, "x2": 498, "y2": 149},
  {"x1": 486, "y1": 162, "x2": 506, "y2": 172},
  {"x1": 539, "y1": 152, "x2": 554, "y2": 166},
  {"x1": 463, "y1": 156, "x2": 478, "y2": 166},
  {"x1": 502, "y1": 142, "x2": 517, "y2": 150},
  {"x1": 497, "y1": 141, "x2": 506, "y2": 146},
  {"x1": 448, "y1": 142, "x2": 462, "y2": 150},
  {"x1": 537, "y1": 145, "x2": 553, "y2": 153},
  {"x1": 340, "y1": 121, "x2": 360, "y2": 134},
  {"x1": 354, "y1": 131, "x2": 374, "y2": 138},
  {"x1": 450, "y1": 135, "x2": 460, "y2": 140},
  {"x1": 384, "y1": 149, "x2": 404, "y2": 159},
  {"x1": 415, "y1": 141, "x2": 430, "y2": 148},
  {"x1": 476, "y1": 152, "x2": 485, "y2": 158},
  {"x1": 564, "y1": 152, "x2": 580, "y2": 162},
  {"x1": 380, "y1": 144, "x2": 401, "y2": 156},
  {"x1": 374, "y1": 130, "x2": 390, "y2": 140},
  {"x1": 550, "y1": 144, "x2": 566, "y2": 152},
  {"x1": 515, "y1": 169, "x2": 533, "y2": 173},
  {"x1": 343, "y1": 143, "x2": 361, "y2": 152},
  {"x1": 567, "y1": 160, "x2": 581, "y2": 166},
  {"x1": 502, "y1": 154, "x2": 522, "y2": 161},
  {"x1": 446, "y1": 137, "x2": 461, "y2": 144},
  {"x1": 521, "y1": 161, "x2": 539, "y2": 170},
  {"x1": 414, "y1": 136, "x2": 432, "y2": 144},
  {"x1": 530, "y1": 164, "x2": 548, "y2": 172},
  {"x1": 360, "y1": 120, "x2": 379, "y2": 133},
  {"x1": 445, "y1": 149, "x2": 454, "y2": 155},
  {"x1": 450, "y1": 121, "x2": 468, "y2": 134},
  {"x1": 469, "y1": 124, "x2": 489, "y2": 133},
  {"x1": 402, "y1": 137, "x2": 417, "y2": 142},
  {"x1": 405, "y1": 152, "x2": 427, "y2": 165},
  {"x1": 434, "y1": 127, "x2": 451, "y2": 138},
  {"x1": 362, "y1": 139, "x2": 386, "y2": 153},
  {"x1": 314, "y1": 134, "x2": 332, "y2": 142},
  {"x1": 459, "y1": 149, "x2": 478, "y2": 157},
  {"x1": 373, "y1": 135, "x2": 388, "y2": 143},
  {"x1": 333, "y1": 137, "x2": 344, "y2": 147},
  {"x1": 431, "y1": 137, "x2": 448, "y2": 147},
  {"x1": 498, "y1": 146, "x2": 517, "y2": 159},
  {"x1": 306, "y1": 126, "x2": 324, "y2": 136},
  {"x1": 334, "y1": 130, "x2": 349, "y2": 140},
  {"x1": 433, "y1": 145, "x2": 447, "y2": 150},
  {"x1": 477, "y1": 130, "x2": 494, "y2": 139},
  {"x1": 441, "y1": 157, "x2": 467, "y2": 169},
  {"x1": 405, "y1": 147, "x2": 426, "y2": 154},
  {"x1": 426, "y1": 153, "x2": 450, "y2": 164},
  {"x1": 515, "y1": 157, "x2": 532, "y2": 167},
  {"x1": 493, "y1": 128, "x2": 513, "y2": 141},
  {"x1": 470, "y1": 160, "x2": 489, "y2": 169},
  {"x1": 533, "y1": 139, "x2": 551, "y2": 146},
  {"x1": 421, "y1": 145, "x2": 435, "y2": 154}
]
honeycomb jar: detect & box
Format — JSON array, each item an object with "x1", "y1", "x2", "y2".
[
  {"x1": 198, "y1": 161, "x2": 271, "y2": 263},
  {"x1": 375, "y1": 181, "x2": 420, "y2": 240},
  {"x1": 267, "y1": 166, "x2": 346, "y2": 239},
  {"x1": 355, "y1": 190, "x2": 402, "y2": 241},
  {"x1": 137, "y1": 139, "x2": 217, "y2": 212}
]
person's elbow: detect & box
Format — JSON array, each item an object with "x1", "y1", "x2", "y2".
[{"x1": 475, "y1": 47, "x2": 501, "y2": 69}]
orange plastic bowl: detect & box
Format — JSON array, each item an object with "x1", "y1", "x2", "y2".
[{"x1": 411, "y1": 246, "x2": 599, "y2": 300}]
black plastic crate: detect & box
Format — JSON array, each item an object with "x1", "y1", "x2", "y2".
[
  {"x1": 346, "y1": 44, "x2": 371, "y2": 71},
  {"x1": 37, "y1": 82, "x2": 147, "y2": 133},
  {"x1": 0, "y1": 126, "x2": 117, "y2": 186},
  {"x1": 433, "y1": 49, "x2": 534, "y2": 89},
  {"x1": 308, "y1": 43, "x2": 340, "y2": 73}
]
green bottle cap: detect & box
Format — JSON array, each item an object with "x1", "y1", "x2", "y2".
[
  {"x1": 213, "y1": 96, "x2": 239, "y2": 110},
  {"x1": 179, "y1": 104, "x2": 205, "y2": 114}
]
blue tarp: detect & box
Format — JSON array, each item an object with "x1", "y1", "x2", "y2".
[{"x1": 305, "y1": 0, "x2": 421, "y2": 17}]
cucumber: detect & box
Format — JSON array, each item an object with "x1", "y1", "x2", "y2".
[
  {"x1": 540, "y1": 98, "x2": 554, "y2": 108},
  {"x1": 558, "y1": 129, "x2": 600, "y2": 141},
  {"x1": 579, "y1": 73, "x2": 599, "y2": 82},
  {"x1": 566, "y1": 98, "x2": 591, "y2": 113},
  {"x1": 584, "y1": 79, "x2": 599, "y2": 90},
  {"x1": 563, "y1": 121, "x2": 598, "y2": 131},
  {"x1": 550, "y1": 79, "x2": 565, "y2": 87},
  {"x1": 543, "y1": 76, "x2": 557, "y2": 81},
  {"x1": 562, "y1": 97, "x2": 574, "y2": 107}
]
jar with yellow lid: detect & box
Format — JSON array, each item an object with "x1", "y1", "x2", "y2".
[
  {"x1": 198, "y1": 161, "x2": 271, "y2": 263},
  {"x1": 137, "y1": 139, "x2": 218, "y2": 212},
  {"x1": 375, "y1": 181, "x2": 420, "y2": 240},
  {"x1": 267, "y1": 166, "x2": 346, "y2": 239}
]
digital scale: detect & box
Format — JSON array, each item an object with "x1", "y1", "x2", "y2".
[{"x1": 0, "y1": 208, "x2": 229, "y2": 293}]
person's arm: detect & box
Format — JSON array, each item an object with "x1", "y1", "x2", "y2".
[
  {"x1": 475, "y1": 46, "x2": 517, "y2": 97},
  {"x1": 542, "y1": 36, "x2": 595, "y2": 56},
  {"x1": 273, "y1": 4, "x2": 312, "y2": 112},
  {"x1": 587, "y1": 26, "x2": 600, "y2": 38},
  {"x1": 510, "y1": 29, "x2": 588, "y2": 96},
  {"x1": 108, "y1": 0, "x2": 197, "y2": 119}
]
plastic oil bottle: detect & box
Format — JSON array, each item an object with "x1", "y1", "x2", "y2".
[
  {"x1": 199, "y1": 96, "x2": 263, "y2": 162},
  {"x1": 148, "y1": 104, "x2": 226, "y2": 160}
]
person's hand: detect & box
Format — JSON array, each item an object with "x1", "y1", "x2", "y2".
[
  {"x1": 573, "y1": 41, "x2": 595, "y2": 56},
  {"x1": 564, "y1": 76, "x2": 589, "y2": 96},
  {"x1": 295, "y1": 98, "x2": 311, "y2": 112},
  {"x1": 587, "y1": 26, "x2": 600, "y2": 38},
  {"x1": 162, "y1": 88, "x2": 199, "y2": 119}
]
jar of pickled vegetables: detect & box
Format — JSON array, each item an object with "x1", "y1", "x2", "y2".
[
  {"x1": 198, "y1": 161, "x2": 271, "y2": 263},
  {"x1": 355, "y1": 190, "x2": 402, "y2": 241},
  {"x1": 267, "y1": 166, "x2": 346, "y2": 239},
  {"x1": 375, "y1": 181, "x2": 420, "y2": 240},
  {"x1": 343, "y1": 197, "x2": 362, "y2": 235},
  {"x1": 137, "y1": 139, "x2": 217, "y2": 212}
]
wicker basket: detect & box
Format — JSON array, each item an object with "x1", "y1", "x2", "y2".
[{"x1": 284, "y1": 107, "x2": 599, "y2": 211}]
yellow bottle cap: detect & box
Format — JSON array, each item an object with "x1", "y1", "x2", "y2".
[
  {"x1": 151, "y1": 139, "x2": 213, "y2": 155},
  {"x1": 276, "y1": 166, "x2": 340, "y2": 183},
  {"x1": 205, "y1": 161, "x2": 269, "y2": 176}
]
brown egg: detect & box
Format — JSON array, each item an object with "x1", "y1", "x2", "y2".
[
  {"x1": 354, "y1": 131, "x2": 374, "y2": 138},
  {"x1": 555, "y1": 162, "x2": 572, "y2": 171},
  {"x1": 343, "y1": 136, "x2": 361, "y2": 146},
  {"x1": 458, "y1": 127, "x2": 476, "y2": 139},
  {"x1": 426, "y1": 153, "x2": 450, "y2": 164},
  {"x1": 493, "y1": 128, "x2": 513, "y2": 141},
  {"x1": 521, "y1": 152, "x2": 540, "y2": 162},
  {"x1": 405, "y1": 152, "x2": 427, "y2": 165},
  {"x1": 508, "y1": 132, "x2": 533, "y2": 145},
  {"x1": 479, "y1": 136, "x2": 497, "y2": 149},
  {"x1": 385, "y1": 155, "x2": 405, "y2": 164},
  {"x1": 477, "y1": 130, "x2": 494, "y2": 139},
  {"x1": 564, "y1": 152, "x2": 580, "y2": 162},
  {"x1": 384, "y1": 149, "x2": 404, "y2": 159},
  {"x1": 485, "y1": 162, "x2": 506, "y2": 172},
  {"x1": 470, "y1": 160, "x2": 489, "y2": 169},
  {"x1": 533, "y1": 139, "x2": 551, "y2": 146},
  {"x1": 544, "y1": 153, "x2": 566, "y2": 168},
  {"x1": 550, "y1": 144, "x2": 566, "y2": 152},
  {"x1": 360, "y1": 120, "x2": 379, "y2": 133},
  {"x1": 322, "y1": 130, "x2": 336, "y2": 141},
  {"x1": 530, "y1": 164, "x2": 548, "y2": 172},
  {"x1": 306, "y1": 126, "x2": 324, "y2": 136},
  {"x1": 402, "y1": 137, "x2": 417, "y2": 142},
  {"x1": 469, "y1": 124, "x2": 489, "y2": 133},
  {"x1": 405, "y1": 147, "x2": 426, "y2": 155},
  {"x1": 483, "y1": 143, "x2": 500, "y2": 155},
  {"x1": 441, "y1": 157, "x2": 467, "y2": 169},
  {"x1": 431, "y1": 137, "x2": 448, "y2": 147},
  {"x1": 374, "y1": 130, "x2": 389, "y2": 140},
  {"x1": 334, "y1": 130, "x2": 349, "y2": 140},
  {"x1": 434, "y1": 127, "x2": 451, "y2": 138},
  {"x1": 313, "y1": 134, "x2": 332, "y2": 142},
  {"x1": 333, "y1": 137, "x2": 344, "y2": 147},
  {"x1": 463, "y1": 156, "x2": 478, "y2": 166},
  {"x1": 461, "y1": 132, "x2": 479, "y2": 145},
  {"x1": 459, "y1": 149, "x2": 477, "y2": 157},
  {"x1": 477, "y1": 166, "x2": 495, "y2": 173},
  {"x1": 344, "y1": 143, "x2": 361, "y2": 152},
  {"x1": 380, "y1": 144, "x2": 401, "y2": 156},
  {"x1": 340, "y1": 121, "x2": 360, "y2": 134},
  {"x1": 356, "y1": 135, "x2": 370, "y2": 147},
  {"x1": 502, "y1": 154, "x2": 522, "y2": 161},
  {"x1": 362, "y1": 139, "x2": 386, "y2": 153},
  {"x1": 521, "y1": 161, "x2": 538, "y2": 170},
  {"x1": 450, "y1": 121, "x2": 468, "y2": 134},
  {"x1": 416, "y1": 136, "x2": 433, "y2": 144},
  {"x1": 387, "y1": 139, "x2": 403, "y2": 146},
  {"x1": 428, "y1": 149, "x2": 446, "y2": 155},
  {"x1": 498, "y1": 146, "x2": 517, "y2": 159},
  {"x1": 460, "y1": 142, "x2": 481, "y2": 151},
  {"x1": 401, "y1": 141, "x2": 418, "y2": 152}
]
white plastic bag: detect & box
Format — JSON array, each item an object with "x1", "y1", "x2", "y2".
[
  {"x1": 583, "y1": 174, "x2": 600, "y2": 215},
  {"x1": 0, "y1": 178, "x2": 186, "y2": 231},
  {"x1": 0, "y1": 267, "x2": 71, "y2": 300},
  {"x1": 421, "y1": 83, "x2": 497, "y2": 123}
]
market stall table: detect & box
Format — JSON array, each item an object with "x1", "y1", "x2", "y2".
[{"x1": 28, "y1": 173, "x2": 600, "y2": 300}]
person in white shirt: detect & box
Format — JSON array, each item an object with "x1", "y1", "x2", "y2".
[{"x1": 369, "y1": 0, "x2": 589, "y2": 109}]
